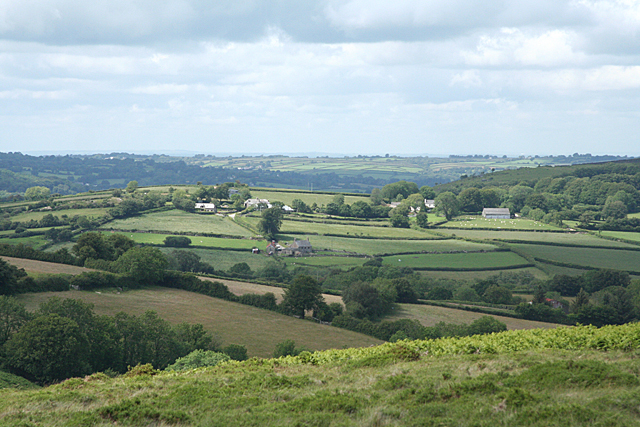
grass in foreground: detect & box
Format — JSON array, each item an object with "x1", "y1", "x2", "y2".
[
  {"x1": 1, "y1": 325, "x2": 640, "y2": 426},
  {"x1": 15, "y1": 288, "x2": 381, "y2": 358}
]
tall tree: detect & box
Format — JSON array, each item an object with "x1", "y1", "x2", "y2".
[
  {"x1": 435, "y1": 192, "x2": 459, "y2": 220},
  {"x1": 258, "y1": 207, "x2": 283, "y2": 240},
  {"x1": 281, "y1": 275, "x2": 324, "y2": 319}
]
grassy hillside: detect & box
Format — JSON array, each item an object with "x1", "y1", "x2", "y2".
[
  {"x1": 1, "y1": 324, "x2": 640, "y2": 426},
  {"x1": 16, "y1": 288, "x2": 382, "y2": 358}
]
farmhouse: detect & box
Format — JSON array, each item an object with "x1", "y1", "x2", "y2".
[
  {"x1": 244, "y1": 198, "x2": 272, "y2": 209},
  {"x1": 195, "y1": 203, "x2": 216, "y2": 212},
  {"x1": 282, "y1": 238, "x2": 313, "y2": 256},
  {"x1": 425, "y1": 199, "x2": 435, "y2": 210},
  {"x1": 482, "y1": 208, "x2": 510, "y2": 219}
]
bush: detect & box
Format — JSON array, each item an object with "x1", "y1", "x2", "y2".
[
  {"x1": 223, "y1": 344, "x2": 248, "y2": 361},
  {"x1": 165, "y1": 350, "x2": 230, "y2": 371},
  {"x1": 164, "y1": 236, "x2": 192, "y2": 247},
  {"x1": 273, "y1": 340, "x2": 304, "y2": 358}
]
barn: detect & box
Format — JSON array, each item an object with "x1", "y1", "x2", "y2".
[{"x1": 482, "y1": 208, "x2": 511, "y2": 219}]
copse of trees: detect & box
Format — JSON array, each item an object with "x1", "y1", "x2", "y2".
[{"x1": 0, "y1": 297, "x2": 218, "y2": 384}]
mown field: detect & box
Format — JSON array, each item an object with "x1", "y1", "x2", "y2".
[
  {"x1": 381, "y1": 251, "x2": 530, "y2": 270},
  {"x1": 102, "y1": 210, "x2": 254, "y2": 237},
  {"x1": 0, "y1": 256, "x2": 93, "y2": 276},
  {"x1": 16, "y1": 288, "x2": 381, "y2": 358},
  {"x1": 388, "y1": 303, "x2": 558, "y2": 330},
  {"x1": 438, "y1": 216, "x2": 562, "y2": 230},
  {"x1": 512, "y1": 244, "x2": 640, "y2": 273}
]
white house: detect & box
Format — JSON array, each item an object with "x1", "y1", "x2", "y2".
[
  {"x1": 482, "y1": 208, "x2": 510, "y2": 219},
  {"x1": 282, "y1": 205, "x2": 295, "y2": 213},
  {"x1": 244, "y1": 198, "x2": 272, "y2": 209},
  {"x1": 195, "y1": 203, "x2": 216, "y2": 212},
  {"x1": 425, "y1": 199, "x2": 435, "y2": 210}
]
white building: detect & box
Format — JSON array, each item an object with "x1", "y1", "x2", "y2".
[
  {"x1": 195, "y1": 203, "x2": 216, "y2": 212},
  {"x1": 482, "y1": 208, "x2": 510, "y2": 219}
]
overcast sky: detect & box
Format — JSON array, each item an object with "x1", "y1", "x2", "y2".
[{"x1": 1, "y1": 0, "x2": 639, "y2": 156}]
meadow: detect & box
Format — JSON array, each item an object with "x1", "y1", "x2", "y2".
[
  {"x1": 434, "y1": 228, "x2": 638, "y2": 248},
  {"x1": 381, "y1": 251, "x2": 531, "y2": 270},
  {"x1": 11, "y1": 207, "x2": 110, "y2": 222},
  {"x1": 388, "y1": 303, "x2": 558, "y2": 330},
  {"x1": 417, "y1": 266, "x2": 548, "y2": 281},
  {"x1": 512, "y1": 244, "x2": 640, "y2": 273},
  {"x1": 16, "y1": 288, "x2": 381, "y2": 358},
  {"x1": 438, "y1": 216, "x2": 562, "y2": 231},
  {"x1": 599, "y1": 230, "x2": 640, "y2": 243},
  {"x1": 101, "y1": 231, "x2": 264, "y2": 250},
  {"x1": 0, "y1": 256, "x2": 94, "y2": 276},
  {"x1": 250, "y1": 189, "x2": 370, "y2": 206},
  {"x1": 102, "y1": 210, "x2": 254, "y2": 237},
  {"x1": 277, "y1": 234, "x2": 498, "y2": 255},
  {"x1": 164, "y1": 247, "x2": 272, "y2": 271},
  {"x1": 0, "y1": 235, "x2": 48, "y2": 248}
]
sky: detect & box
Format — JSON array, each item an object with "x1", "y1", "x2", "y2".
[{"x1": 1, "y1": 0, "x2": 639, "y2": 157}]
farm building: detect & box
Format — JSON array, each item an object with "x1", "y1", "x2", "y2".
[
  {"x1": 282, "y1": 238, "x2": 313, "y2": 256},
  {"x1": 482, "y1": 208, "x2": 511, "y2": 219},
  {"x1": 195, "y1": 203, "x2": 216, "y2": 212},
  {"x1": 244, "y1": 198, "x2": 272, "y2": 209}
]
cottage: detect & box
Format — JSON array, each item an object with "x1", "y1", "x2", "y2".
[
  {"x1": 425, "y1": 199, "x2": 435, "y2": 210},
  {"x1": 482, "y1": 208, "x2": 510, "y2": 219},
  {"x1": 244, "y1": 198, "x2": 272, "y2": 209},
  {"x1": 282, "y1": 238, "x2": 313, "y2": 256},
  {"x1": 282, "y1": 205, "x2": 295, "y2": 213},
  {"x1": 195, "y1": 203, "x2": 216, "y2": 212}
]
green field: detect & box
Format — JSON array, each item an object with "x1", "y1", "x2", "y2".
[
  {"x1": 163, "y1": 248, "x2": 273, "y2": 272},
  {"x1": 16, "y1": 288, "x2": 382, "y2": 358},
  {"x1": 418, "y1": 266, "x2": 549, "y2": 281},
  {"x1": 512, "y1": 244, "x2": 640, "y2": 273},
  {"x1": 100, "y1": 231, "x2": 264, "y2": 250},
  {"x1": 438, "y1": 216, "x2": 562, "y2": 231},
  {"x1": 278, "y1": 234, "x2": 498, "y2": 255},
  {"x1": 381, "y1": 251, "x2": 530, "y2": 270},
  {"x1": 281, "y1": 256, "x2": 367, "y2": 269},
  {"x1": 11, "y1": 207, "x2": 110, "y2": 222},
  {"x1": 388, "y1": 303, "x2": 557, "y2": 330},
  {"x1": 0, "y1": 235, "x2": 48, "y2": 248},
  {"x1": 599, "y1": 231, "x2": 640, "y2": 243},
  {"x1": 243, "y1": 216, "x2": 439, "y2": 239},
  {"x1": 435, "y1": 229, "x2": 638, "y2": 248},
  {"x1": 102, "y1": 210, "x2": 255, "y2": 237},
  {"x1": 250, "y1": 190, "x2": 370, "y2": 206}
]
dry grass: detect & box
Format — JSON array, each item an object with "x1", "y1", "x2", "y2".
[
  {"x1": 0, "y1": 256, "x2": 94, "y2": 275},
  {"x1": 387, "y1": 303, "x2": 559, "y2": 330},
  {"x1": 200, "y1": 277, "x2": 344, "y2": 306},
  {"x1": 16, "y1": 288, "x2": 380, "y2": 358}
]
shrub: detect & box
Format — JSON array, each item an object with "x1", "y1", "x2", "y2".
[
  {"x1": 165, "y1": 350, "x2": 230, "y2": 371},
  {"x1": 164, "y1": 236, "x2": 192, "y2": 247}
]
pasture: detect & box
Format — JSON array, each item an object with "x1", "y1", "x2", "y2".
[
  {"x1": 418, "y1": 266, "x2": 548, "y2": 281},
  {"x1": 244, "y1": 216, "x2": 440, "y2": 239},
  {"x1": 277, "y1": 234, "x2": 498, "y2": 255},
  {"x1": 0, "y1": 235, "x2": 48, "y2": 248},
  {"x1": 11, "y1": 207, "x2": 110, "y2": 222},
  {"x1": 381, "y1": 251, "x2": 530, "y2": 270},
  {"x1": 434, "y1": 229, "x2": 637, "y2": 248},
  {"x1": 102, "y1": 210, "x2": 255, "y2": 237},
  {"x1": 512, "y1": 244, "x2": 640, "y2": 273},
  {"x1": 1, "y1": 256, "x2": 93, "y2": 275},
  {"x1": 387, "y1": 303, "x2": 559, "y2": 330},
  {"x1": 599, "y1": 231, "x2": 640, "y2": 243},
  {"x1": 100, "y1": 231, "x2": 264, "y2": 250},
  {"x1": 164, "y1": 248, "x2": 272, "y2": 271},
  {"x1": 439, "y1": 216, "x2": 562, "y2": 230},
  {"x1": 16, "y1": 288, "x2": 381, "y2": 358},
  {"x1": 250, "y1": 189, "x2": 370, "y2": 206},
  {"x1": 280, "y1": 256, "x2": 367, "y2": 269}
]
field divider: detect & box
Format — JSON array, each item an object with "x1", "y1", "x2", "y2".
[{"x1": 533, "y1": 257, "x2": 640, "y2": 275}]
